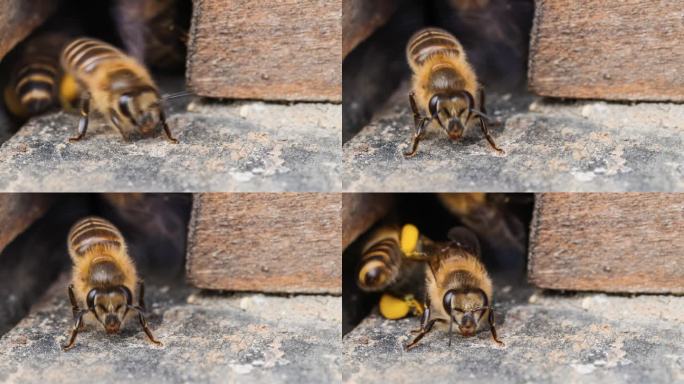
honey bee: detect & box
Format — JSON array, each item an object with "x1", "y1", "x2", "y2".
[
  {"x1": 356, "y1": 224, "x2": 425, "y2": 292},
  {"x1": 404, "y1": 27, "x2": 503, "y2": 157},
  {"x1": 405, "y1": 226, "x2": 502, "y2": 350},
  {"x1": 3, "y1": 33, "x2": 71, "y2": 119},
  {"x1": 356, "y1": 224, "x2": 427, "y2": 320},
  {"x1": 60, "y1": 37, "x2": 178, "y2": 143},
  {"x1": 62, "y1": 216, "x2": 161, "y2": 351}
]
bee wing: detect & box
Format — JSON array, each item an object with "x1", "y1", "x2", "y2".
[
  {"x1": 112, "y1": 0, "x2": 146, "y2": 62},
  {"x1": 446, "y1": 226, "x2": 481, "y2": 258}
]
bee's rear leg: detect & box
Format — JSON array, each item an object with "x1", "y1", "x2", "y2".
[{"x1": 68, "y1": 96, "x2": 90, "y2": 142}]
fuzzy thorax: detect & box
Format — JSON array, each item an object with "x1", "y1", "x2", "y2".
[
  {"x1": 71, "y1": 244, "x2": 138, "y2": 305},
  {"x1": 411, "y1": 52, "x2": 479, "y2": 117}
]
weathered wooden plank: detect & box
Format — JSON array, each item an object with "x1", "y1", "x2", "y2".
[
  {"x1": 528, "y1": 0, "x2": 684, "y2": 101},
  {"x1": 187, "y1": 0, "x2": 341, "y2": 101},
  {"x1": 0, "y1": 194, "x2": 52, "y2": 254},
  {"x1": 186, "y1": 193, "x2": 341, "y2": 294},
  {"x1": 342, "y1": 193, "x2": 394, "y2": 249},
  {"x1": 342, "y1": 0, "x2": 396, "y2": 57},
  {"x1": 0, "y1": 0, "x2": 56, "y2": 60},
  {"x1": 528, "y1": 193, "x2": 684, "y2": 293}
]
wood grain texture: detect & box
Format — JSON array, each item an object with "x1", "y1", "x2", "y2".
[
  {"x1": 0, "y1": 0, "x2": 56, "y2": 60},
  {"x1": 342, "y1": 193, "x2": 394, "y2": 249},
  {"x1": 529, "y1": 193, "x2": 684, "y2": 293},
  {"x1": 528, "y1": 0, "x2": 684, "y2": 101},
  {"x1": 342, "y1": 0, "x2": 396, "y2": 57},
  {"x1": 186, "y1": 0, "x2": 341, "y2": 101},
  {"x1": 0, "y1": 194, "x2": 52, "y2": 254},
  {"x1": 186, "y1": 193, "x2": 341, "y2": 294}
]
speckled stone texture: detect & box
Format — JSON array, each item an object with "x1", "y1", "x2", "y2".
[
  {"x1": 343, "y1": 84, "x2": 684, "y2": 192},
  {"x1": 0, "y1": 100, "x2": 341, "y2": 192},
  {"x1": 343, "y1": 282, "x2": 683, "y2": 384},
  {"x1": 0, "y1": 278, "x2": 341, "y2": 384}
]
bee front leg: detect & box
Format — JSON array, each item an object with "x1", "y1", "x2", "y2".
[
  {"x1": 406, "y1": 297, "x2": 440, "y2": 350},
  {"x1": 159, "y1": 111, "x2": 178, "y2": 144},
  {"x1": 404, "y1": 118, "x2": 428, "y2": 158},
  {"x1": 410, "y1": 296, "x2": 431, "y2": 333},
  {"x1": 67, "y1": 285, "x2": 84, "y2": 330},
  {"x1": 476, "y1": 88, "x2": 503, "y2": 153},
  {"x1": 137, "y1": 281, "x2": 147, "y2": 310},
  {"x1": 404, "y1": 93, "x2": 428, "y2": 157},
  {"x1": 62, "y1": 309, "x2": 88, "y2": 351},
  {"x1": 405, "y1": 319, "x2": 439, "y2": 351},
  {"x1": 488, "y1": 309, "x2": 504, "y2": 345},
  {"x1": 68, "y1": 96, "x2": 90, "y2": 142}
]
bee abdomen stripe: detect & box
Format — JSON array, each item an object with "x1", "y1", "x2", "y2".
[
  {"x1": 69, "y1": 217, "x2": 124, "y2": 257},
  {"x1": 407, "y1": 28, "x2": 462, "y2": 67},
  {"x1": 17, "y1": 65, "x2": 57, "y2": 78},
  {"x1": 17, "y1": 79, "x2": 53, "y2": 96},
  {"x1": 63, "y1": 39, "x2": 123, "y2": 73}
]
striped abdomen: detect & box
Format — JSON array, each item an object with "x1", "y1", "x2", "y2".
[
  {"x1": 7, "y1": 57, "x2": 59, "y2": 116},
  {"x1": 68, "y1": 217, "x2": 125, "y2": 260},
  {"x1": 406, "y1": 28, "x2": 464, "y2": 71},
  {"x1": 357, "y1": 233, "x2": 403, "y2": 292},
  {"x1": 61, "y1": 38, "x2": 128, "y2": 78}
]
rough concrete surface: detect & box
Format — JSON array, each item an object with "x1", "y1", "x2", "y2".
[
  {"x1": 343, "y1": 84, "x2": 684, "y2": 192},
  {"x1": 0, "y1": 100, "x2": 341, "y2": 192},
  {"x1": 343, "y1": 282, "x2": 683, "y2": 384},
  {"x1": 0, "y1": 277, "x2": 341, "y2": 384}
]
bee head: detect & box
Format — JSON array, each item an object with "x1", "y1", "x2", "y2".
[
  {"x1": 443, "y1": 288, "x2": 489, "y2": 338},
  {"x1": 117, "y1": 89, "x2": 162, "y2": 134},
  {"x1": 428, "y1": 93, "x2": 468, "y2": 140},
  {"x1": 87, "y1": 286, "x2": 133, "y2": 334}
]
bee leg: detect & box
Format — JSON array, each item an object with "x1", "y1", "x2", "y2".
[
  {"x1": 410, "y1": 296, "x2": 431, "y2": 333},
  {"x1": 67, "y1": 284, "x2": 79, "y2": 319},
  {"x1": 404, "y1": 117, "x2": 428, "y2": 158},
  {"x1": 62, "y1": 309, "x2": 88, "y2": 351},
  {"x1": 488, "y1": 309, "x2": 504, "y2": 345},
  {"x1": 409, "y1": 92, "x2": 422, "y2": 127},
  {"x1": 404, "y1": 93, "x2": 428, "y2": 157},
  {"x1": 67, "y1": 284, "x2": 86, "y2": 330},
  {"x1": 405, "y1": 319, "x2": 439, "y2": 351},
  {"x1": 68, "y1": 96, "x2": 90, "y2": 142},
  {"x1": 137, "y1": 281, "x2": 147, "y2": 310},
  {"x1": 159, "y1": 111, "x2": 178, "y2": 144},
  {"x1": 476, "y1": 88, "x2": 504, "y2": 153},
  {"x1": 128, "y1": 304, "x2": 162, "y2": 345}
]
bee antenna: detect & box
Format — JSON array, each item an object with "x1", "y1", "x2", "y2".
[{"x1": 161, "y1": 90, "x2": 193, "y2": 101}]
